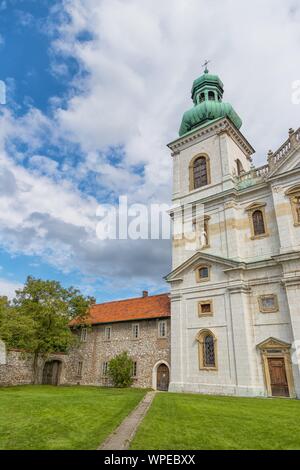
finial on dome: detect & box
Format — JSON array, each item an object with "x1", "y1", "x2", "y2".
[{"x1": 202, "y1": 60, "x2": 210, "y2": 74}]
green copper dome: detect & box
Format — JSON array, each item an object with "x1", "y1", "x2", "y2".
[{"x1": 179, "y1": 69, "x2": 242, "y2": 137}]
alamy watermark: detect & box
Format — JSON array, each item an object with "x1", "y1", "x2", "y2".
[
  {"x1": 95, "y1": 196, "x2": 207, "y2": 251},
  {"x1": 0, "y1": 80, "x2": 6, "y2": 105}
]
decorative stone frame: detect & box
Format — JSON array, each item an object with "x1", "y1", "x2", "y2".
[
  {"x1": 245, "y1": 202, "x2": 269, "y2": 240},
  {"x1": 258, "y1": 294, "x2": 279, "y2": 313},
  {"x1": 285, "y1": 186, "x2": 300, "y2": 227},
  {"x1": 196, "y1": 329, "x2": 218, "y2": 371},
  {"x1": 195, "y1": 264, "x2": 211, "y2": 283},
  {"x1": 257, "y1": 338, "x2": 296, "y2": 398},
  {"x1": 189, "y1": 154, "x2": 211, "y2": 191},
  {"x1": 198, "y1": 300, "x2": 213, "y2": 317}
]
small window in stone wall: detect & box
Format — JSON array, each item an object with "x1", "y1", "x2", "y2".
[
  {"x1": 132, "y1": 361, "x2": 137, "y2": 378},
  {"x1": 195, "y1": 265, "x2": 210, "y2": 283},
  {"x1": 132, "y1": 323, "x2": 140, "y2": 339},
  {"x1": 80, "y1": 327, "x2": 88, "y2": 342},
  {"x1": 77, "y1": 361, "x2": 83, "y2": 377},
  {"x1": 198, "y1": 301, "x2": 213, "y2": 316},
  {"x1": 104, "y1": 326, "x2": 112, "y2": 341},
  {"x1": 158, "y1": 320, "x2": 167, "y2": 338},
  {"x1": 102, "y1": 361, "x2": 109, "y2": 376}
]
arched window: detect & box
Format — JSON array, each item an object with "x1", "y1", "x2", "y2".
[
  {"x1": 195, "y1": 265, "x2": 210, "y2": 282},
  {"x1": 236, "y1": 159, "x2": 244, "y2": 176},
  {"x1": 197, "y1": 330, "x2": 217, "y2": 370},
  {"x1": 252, "y1": 210, "x2": 266, "y2": 236},
  {"x1": 199, "y1": 93, "x2": 205, "y2": 103},
  {"x1": 208, "y1": 91, "x2": 215, "y2": 101},
  {"x1": 192, "y1": 156, "x2": 208, "y2": 189},
  {"x1": 204, "y1": 335, "x2": 215, "y2": 367}
]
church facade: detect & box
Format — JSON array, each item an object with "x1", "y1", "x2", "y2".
[{"x1": 166, "y1": 68, "x2": 300, "y2": 398}]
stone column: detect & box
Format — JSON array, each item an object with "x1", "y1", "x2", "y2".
[
  {"x1": 168, "y1": 292, "x2": 184, "y2": 393},
  {"x1": 227, "y1": 285, "x2": 264, "y2": 397},
  {"x1": 283, "y1": 277, "x2": 300, "y2": 397}
]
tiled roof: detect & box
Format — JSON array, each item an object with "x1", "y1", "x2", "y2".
[{"x1": 71, "y1": 293, "x2": 170, "y2": 326}]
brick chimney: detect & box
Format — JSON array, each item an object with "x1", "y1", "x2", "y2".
[{"x1": 142, "y1": 290, "x2": 148, "y2": 298}]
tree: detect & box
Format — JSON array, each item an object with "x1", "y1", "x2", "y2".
[
  {"x1": 0, "y1": 276, "x2": 95, "y2": 383},
  {"x1": 108, "y1": 352, "x2": 134, "y2": 388}
]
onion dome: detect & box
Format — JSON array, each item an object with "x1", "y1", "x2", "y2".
[{"x1": 179, "y1": 69, "x2": 242, "y2": 137}]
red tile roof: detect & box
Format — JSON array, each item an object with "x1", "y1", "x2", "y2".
[{"x1": 71, "y1": 293, "x2": 170, "y2": 326}]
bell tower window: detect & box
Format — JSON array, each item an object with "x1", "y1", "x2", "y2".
[
  {"x1": 208, "y1": 91, "x2": 215, "y2": 101},
  {"x1": 189, "y1": 155, "x2": 210, "y2": 191}
]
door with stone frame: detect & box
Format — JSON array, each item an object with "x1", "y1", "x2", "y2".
[{"x1": 267, "y1": 357, "x2": 290, "y2": 397}]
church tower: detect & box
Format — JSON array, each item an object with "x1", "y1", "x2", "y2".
[{"x1": 166, "y1": 68, "x2": 300, "y2": 398}]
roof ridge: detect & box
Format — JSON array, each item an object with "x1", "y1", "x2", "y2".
[{"x1": 92, "y1": 292, "x2": 170, "y2": 308}]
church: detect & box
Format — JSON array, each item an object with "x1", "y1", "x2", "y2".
[
  {"x1": 1, "y1": 68, "x2": 300, "y2": 400},
  {"x1": 166, "y1": 66, "x2": 300, "y2": 398}
]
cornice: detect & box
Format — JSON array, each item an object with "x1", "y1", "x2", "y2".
[{"x1": 167, "y1": 118, "x2": 255, "y2": 158}]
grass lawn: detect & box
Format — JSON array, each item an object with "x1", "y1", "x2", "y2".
[
  {"x1": 131, "y1": 392, "x2": 300, "y2": 450},
  {"x1": 0, "y1": 385, "x2": 146, "y2": 450}
]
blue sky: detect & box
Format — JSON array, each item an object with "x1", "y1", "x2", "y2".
[
  {"x1": 0, "y1": 0, "x2": 299, "y2": 301},
  {"x1": 0, "y1": 0, "x2": 93, "y2": 297}
]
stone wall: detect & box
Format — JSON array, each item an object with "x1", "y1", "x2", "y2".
[
  {"x1": 65, "y1": 318, "x2": 171, "y2": 389},
  {"x1": 0, "y1": 350, "x2": 34, "y2": 386},
  {"x1": 0, "y1": 317, "x2": 171, "y2": 389}
]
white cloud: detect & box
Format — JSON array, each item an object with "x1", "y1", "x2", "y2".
[
  {"x1": 51, "y1": 0, "x2": 300, "y2": 171},
  {"x1": 0, "y1": 0, "x2": 300, "y2": 294},
  {"x1": 0, "y1": 278, "x2": 22, "y2": 299}
]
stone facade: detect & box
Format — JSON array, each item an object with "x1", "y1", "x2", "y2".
[
  {"x1": 65, "y1": 317, "x2": 171, "y2": 389},
  {"x1": 166, "y1": 70, "x2": 300, "y2": 399},
  {"x1": 0, "y1": 297, "x2": 171, "y2": 390}
]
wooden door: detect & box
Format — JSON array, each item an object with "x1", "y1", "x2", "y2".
[
  {"x1": 157, "y1": 364, "x2": 169, "y2": 391},
  {"x1": 267, "y1": 357, "x2": 289, "y2": 397},
  {"x1": 42, "y1": 361, "x2": 60, "y2": 386}
]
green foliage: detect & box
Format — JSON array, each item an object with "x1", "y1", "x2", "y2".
[
  {"x1": 108, "y1": 352, "x2": 134, "y2": 388},
  {"x1": 0, "y1": 276, "x2": 95, "y2": 356}
]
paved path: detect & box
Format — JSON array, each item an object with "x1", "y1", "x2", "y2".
[{"x1": 98, "y1": 391, "x2": 156, "y2": 450}]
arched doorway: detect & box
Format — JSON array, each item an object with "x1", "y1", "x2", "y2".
[
  {"x1": 42, "y1": 360, "x2": 61, "y2": 386},
  {"x1": 157, "y1": 364, "x2": 170, "y2": 391}
]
